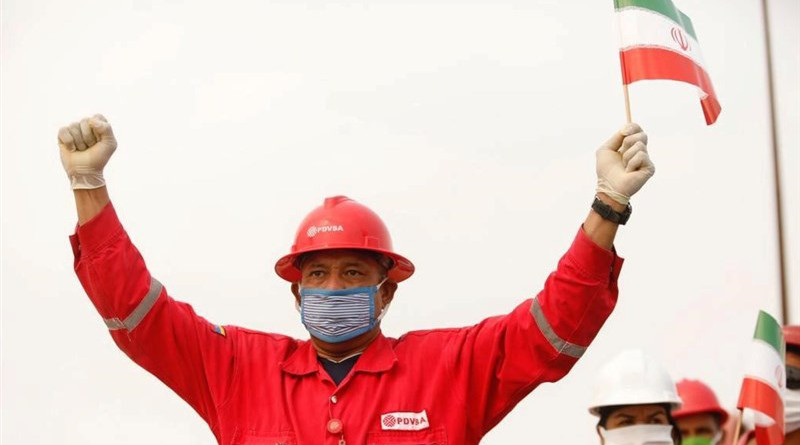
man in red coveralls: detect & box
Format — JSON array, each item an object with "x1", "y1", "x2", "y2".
[{"x1": 58, "y1": 114, "x2": 655, "y2": 444}]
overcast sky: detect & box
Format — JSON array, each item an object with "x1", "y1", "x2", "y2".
[{"x1": 2, "y1": 0, "x2": 798, "y2": 443}]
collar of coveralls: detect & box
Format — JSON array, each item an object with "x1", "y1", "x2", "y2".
[{"x1": 280, "y1": 331, "x2": 397, "y2": 377}]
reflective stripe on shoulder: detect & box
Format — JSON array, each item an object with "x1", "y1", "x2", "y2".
[
  {"x1": 530, "y1": 297, "x2": 586, "y2": 359},
  {"x1": 104, "y1": 278, "x2": 163, "y2": 332}
]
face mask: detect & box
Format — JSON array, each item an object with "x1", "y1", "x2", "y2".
[
  {"x1": 599, "y1": 424, "x2": 674, "y2": 445},
  {"x1": 680, "y1": 432, "x2": 722, "y2": 445},
  {"x1": 298, "y1": 279, "x2": 388, "y2": 343},
  {"x1": 786, "y1": 387, "x2": 800, "y2": 434}
]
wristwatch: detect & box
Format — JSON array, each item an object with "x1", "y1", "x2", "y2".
[{"x1": 592, "y1": 196, "x2": 632, "y2": 225}]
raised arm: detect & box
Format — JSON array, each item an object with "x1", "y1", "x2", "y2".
[
  {"x1": 444, "y1": 123, "x2": 655, "y2": 437},
  {"x1": 57, "y1": 116, "x2": 238, "y2": 439}
]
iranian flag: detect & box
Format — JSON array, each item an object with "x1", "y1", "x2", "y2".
[
  {"x1": 737, "y1": 310, "x2": 786, "y2": 445},
  {"x1": 614, "y1": 0, "x2": 721, "y2": 125}
]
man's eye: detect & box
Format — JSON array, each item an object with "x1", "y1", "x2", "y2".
[
  {"x1": 309, "y1": 270, "x2": 324, "y2": 277},
  {"x1": 345, "y1": 270, "x2": 363, "y2": 277}
]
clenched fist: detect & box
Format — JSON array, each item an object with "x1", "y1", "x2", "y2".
[
  {"x1": 596, "y1": 123, "x2": 655, "y2": 206},
  {"x1": 58, "y1": 114, "x2": 117, "y2": 189}
]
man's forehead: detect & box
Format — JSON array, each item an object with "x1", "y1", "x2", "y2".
[
  {"x1": 676, "y1": 413, "x2": 717, "y2": 427},
  {"x1": 610, "y1": 404, "x2": 666, "y2": 418},
  {"x1": 299, "y1": 249, "x2": 380, "y2": 266}
]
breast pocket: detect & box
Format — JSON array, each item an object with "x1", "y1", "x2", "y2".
[
  {"x1": 231, "y1": 429, "x2": 297, "y2": 445},
  {"x1": 366, "y1": 427, "x2": 447, "y2": 445}
]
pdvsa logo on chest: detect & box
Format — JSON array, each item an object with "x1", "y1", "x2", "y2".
[{"x1": 380, "y1": 410, "x2": 429, "y2": 431}]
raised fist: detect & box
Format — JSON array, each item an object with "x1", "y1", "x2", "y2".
[
  {"x1": 596, "y1": 123, "x2": 655, "y2": 205},
  {"x1": 58, "y1": 114, "x2": 117, "y2": 189}
]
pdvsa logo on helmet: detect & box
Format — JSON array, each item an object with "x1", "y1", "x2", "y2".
[
  {"x1": 306, "y1": 225, "x2": 344, "y2": 238},
  {"x1": 380, "y1": 410, "x2": 429, "y2": 431}
]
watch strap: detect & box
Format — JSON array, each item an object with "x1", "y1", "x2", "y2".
[{"x1": 591, "y1": 196, "x2": 632, "y2": 225}]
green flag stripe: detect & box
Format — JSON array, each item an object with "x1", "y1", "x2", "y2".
[
  {"x1": 754, "y1": 310, "x2": 785, "y2": 360},
  {"x1": 614, "y1": 0, "x2": 698, "y2": 41}
]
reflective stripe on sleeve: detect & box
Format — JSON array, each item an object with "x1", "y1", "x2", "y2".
[
  {"x1": 530, "y1": 297, "x2": 586, "y2": 359},
  {"x1": 103, "y1": 278, "x2": 163, "y2": 332}
]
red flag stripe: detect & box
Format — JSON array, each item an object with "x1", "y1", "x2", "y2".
[
  {"x1": 737, "y1": 377, "x2": 785, "y2": 427},
  {"x1": 619, "y1": 47, "x2": 721, "y2": 125},
  {"x1": 756, "y1": 423, "x2": 784, "y2": 445}
]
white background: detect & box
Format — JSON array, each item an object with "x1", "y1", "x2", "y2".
[{"x1": 1, "y1": 0, "x2": 798, "y2": 443}]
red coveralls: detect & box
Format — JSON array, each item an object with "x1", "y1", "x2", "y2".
[{"x1": 70, "y1": 203, "x2": 623, "y2": 445}]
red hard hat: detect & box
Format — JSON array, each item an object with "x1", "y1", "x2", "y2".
[
  {"x1": 673, "y1": 379, "x2": 729, "y2": 424},
  {"x1": 275, "y1": 196, "x2": 415, "y2": 283},
  {"x1": 784, "y1": 325, "x2": 800, "y2": 348}
]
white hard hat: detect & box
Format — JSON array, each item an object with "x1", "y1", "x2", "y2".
[{"x1": 589, "y1": 349, "x2": 682, "y2": 416}]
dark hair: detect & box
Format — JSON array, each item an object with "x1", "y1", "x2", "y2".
[{"x1": 596, "y1": 404, "x2": 683, "y2": 445}]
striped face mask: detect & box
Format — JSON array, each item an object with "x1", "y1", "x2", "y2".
[{"x1": 298, "y1": 279, "x2": 389, "y2": 343}]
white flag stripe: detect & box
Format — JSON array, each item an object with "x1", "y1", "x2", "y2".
[
  {"x1": 742, "y1": 339, "x2": 786, "y2": 396},
  {"x1": 617, "y1": 8, "x2": 706, "y2": 70},
  {"x1": 743, "y1": 408, "x2": 778, "y2": 428}
]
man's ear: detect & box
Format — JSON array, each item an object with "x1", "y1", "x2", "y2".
[
  {"x1": 380, "y1": 281, "x2": 397, "y2": 307},
  {"x1": 291, "y1": 283, "x2": 301, "y2": 305}
]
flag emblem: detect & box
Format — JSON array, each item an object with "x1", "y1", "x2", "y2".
[{"x1": 670, "y1": 27, "x2": 690, "y2": 51}]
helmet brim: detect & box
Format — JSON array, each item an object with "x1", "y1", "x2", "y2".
[
  {"x1": 275, "y1": 247, "x2": 415, "y2": 283},
  {"x1": 671, "y1": 406, "x2": 730, "y2": 425}
]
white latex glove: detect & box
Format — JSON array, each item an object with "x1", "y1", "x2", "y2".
[
  {"x1": 596, "y1": 122, "x2": 655, "y2": 205},
  {"x1": 58, "y1": 114, "x2": 117, "y2": 189}
]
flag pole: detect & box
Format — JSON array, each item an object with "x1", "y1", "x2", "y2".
[
  {"x1": 760, "y1": 0, "x2": 789, "y2": 325},
  {"x1": 732, "y1": 408, "x2": 744, "y2": 445},
  {"x1": 615, "y1": 10, "x2": 632, "y2": 124},
  {"x1": 623, "y1": 84, "x2": 632, "y2": 123}
]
